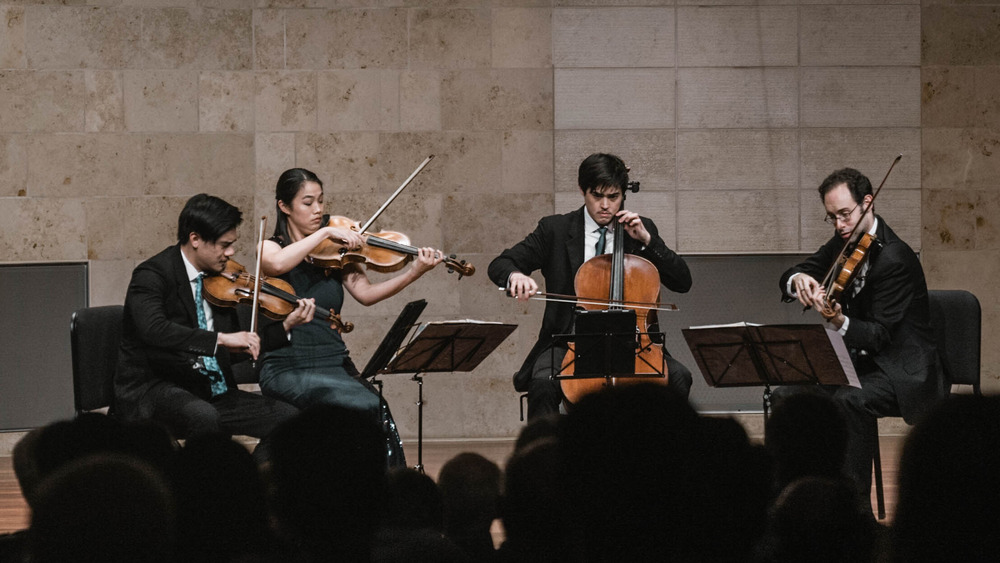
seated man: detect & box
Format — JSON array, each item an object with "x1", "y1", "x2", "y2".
[
  {"x1": 115, "y1": 194, "x2": 315, "y2": 462},
  {"x1": 778, "y1": 167, "x2": 947, "y2": 500},
  {"x1": 489, "y1": 153, "x2": 693, "y2": 419}
]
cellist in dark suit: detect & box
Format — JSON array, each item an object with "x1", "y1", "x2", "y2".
[
  {"x1": 115, "y1": 194, "x2": 314, "y2": 462},
  {"x1": 778, "y1": 167, "x2": 947, "y2": 499},
  {"x1": 488, "y1": 153, "x2": 693, "y2": 419}
]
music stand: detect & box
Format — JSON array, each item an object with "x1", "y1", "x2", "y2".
[
  {"x1": 553, "y1": 309, "x2": 667, "y2": 384},
  {"x1": 681, "y1": 323, "x2": 857, "y2": 421},
  {"x1": 379, "y1": 319, "x2": 516, "y2": 472}
]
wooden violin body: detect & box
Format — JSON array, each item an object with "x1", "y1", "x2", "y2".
[
  {"x1": 203, "y1": 259, "x2": 354, "y2": 333},
  {"x1": 823, "y1": 232, "x2": 875, "y2": 311},
  {"x1": 308, "y1": 216, "x2": 475, "y2": 278},
  {"x1": 560, "y1": 222, "x2": 668, "y2": 405}
]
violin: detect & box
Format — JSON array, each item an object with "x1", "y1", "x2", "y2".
[
  {"x1": 202, "y1": 259, "x2": 354, "y2": 333},
  {"x1": 814, "y1": 154, "x2": 901, "y2": 315},
  {"x1": 307, "y1": 216, "x2": 475, "y2": 279}
]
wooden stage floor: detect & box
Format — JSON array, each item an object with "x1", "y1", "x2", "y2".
[{"x1": 0, "y1": 435, "x2": 903, "y2": 535}]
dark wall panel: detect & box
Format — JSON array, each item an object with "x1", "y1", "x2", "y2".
[{"x1": 0, "y1": 263, "x2": 87, "y2": 430}]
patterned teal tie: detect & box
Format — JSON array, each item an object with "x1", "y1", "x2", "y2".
[
  {"x1": 194, "y1": 274, "x2": 228, "y2": 397},
  {"x1": 596, "y1": 226, "x2": 608, "y2": 255}
]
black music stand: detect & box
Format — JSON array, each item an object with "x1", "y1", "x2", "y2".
[
  {"x1": 681, "y1": 323, "x2": 857, "y2": 421},
  {"x1": 379, "y1": 319, "x2": 516, "y2": 473},
  {"x1": 553, "y1": 308, "x2": 667, "y2": 384}
]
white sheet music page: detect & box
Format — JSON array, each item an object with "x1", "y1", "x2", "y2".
[{"x1": 825, "y1": 328, "x2": 860, "y2": 388}]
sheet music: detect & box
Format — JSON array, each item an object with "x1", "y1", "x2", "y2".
[
  {"x1": 825, "y1": 328, "x2": 860, "y2": 388},
  {"x1": 687, "y1": 321, "x2": 762, "y2": 329}
]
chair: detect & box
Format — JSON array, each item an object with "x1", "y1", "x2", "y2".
[
  {"x1": 872, "y1": 289, "x2": 981, "y2": 519},
  {"x1": 70, "y1": 305, "x2": 125, "y2": 414}
]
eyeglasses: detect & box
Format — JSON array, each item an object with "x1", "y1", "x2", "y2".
[{"x1": 824, "y1": 203, "x2": 861, "y2": 225}]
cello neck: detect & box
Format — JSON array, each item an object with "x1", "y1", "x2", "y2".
[{"x1": 609, "y1": 218, "x2": 626, "y2": 307}]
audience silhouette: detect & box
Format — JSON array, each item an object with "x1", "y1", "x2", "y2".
[{"x1": 7, "y1": 382, "x2": 990, "y2": 563}]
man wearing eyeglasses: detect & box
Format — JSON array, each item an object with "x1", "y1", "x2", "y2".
[{"x1": 777, "y1": 167, "x2": 947, "y2": 504}]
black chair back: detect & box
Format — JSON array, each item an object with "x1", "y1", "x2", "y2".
[
  {"x1": 70, "y1": 305, "x2": 125, "y2": 413},
  {"x1": 927, "y1": 290, "x2": 981, "y2": 393}
]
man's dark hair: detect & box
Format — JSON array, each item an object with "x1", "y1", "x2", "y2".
[
  {"x1": 176, "y1": 194, "x2": 243, "y2": 244},
  {"x1": 578, "y1": 153, "x2": 629, "y2": 195},
  {"x1": 818, "y1": 168, "x2": 872, "y2": 206}
]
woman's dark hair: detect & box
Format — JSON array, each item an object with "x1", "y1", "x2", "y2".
[
  {"x1": 177, "y1": 194, "x2": 242, "y2": 245},
  {"x1": 273, "y1": 168, "x2": 323, "y2": 243},
  {"x1": 578, "y1": 153, "x2": 629, "y2": 195}
]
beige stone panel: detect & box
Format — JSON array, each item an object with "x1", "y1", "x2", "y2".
[
  {"x1": 200, "y1": 71, "x2": 255, "y2": 132},
  {"x1": 89, "y1": 260, "x2": 137, "y2": 306},
  {"x1": 922, "y1": 66, "x2": 1000, "y2": 129},
  {"x1": 922, "y1": 127, "x2": 1000, "y2": 191},
  {"x1": 122, "y1": 0, "x2": 197, "y2": 6},
  {"x1": 800, "y1": 67, "x2": 920, "y2": 128},
  {"x1": 295, "y1": 132, "x2": 380, "y2": 194},
  {"x1": 557, "y1": 189, "x2": 679, "y2": 248},
  {"x1": 677, "y1": 189, "x2": 799, "y2": 252},
  {"x1": 25, "y1": 6, "x2": 140, "y2": 69},
  {"x1": 85, "y1": 196, "x2": 190, "y2": 261},
  {"x1": 0, "y1": 135, "x2": 28, "y2": 197},
  {"x1": 0, "y1": 70, "x2": 85, "y2": 132},
  {"x1": 677, "y1": 0, "x2": 795, "y2": 5},
  {"x1": 923, "y1": 6, "x2": 1000, "y2": 66},
  {"x1": 378, "y1": 131, "x2": 501, "y2": 195},
  {"x1": 400, "y1": 71, "x2": 441, "y2": 131},
  {"x1": 410, "y1": 8, "x2": 491, "y2": 69},
  {"x1": 253, "y1": 9, "x2": 285, "y2": 70},
  {"x1": 444, "y1": 192, "x2": 552, "y2": 255},
  {"x1": 141, "y1": 133, "x2": 254, "y2": 197},
  {"x1": 254, "y1": 71, "x2": 317, "y2": 132},
  {"x1": 317, "y1": 70, "x2": 399, "y2": 132},
  {"x1": 923, "y1": 189, "x2": 1000, "y2": 252},
  {"x1": 138, "y1": 8, "x2": 252, "y2": 70},
  {"x1": 798, "y1": 188, "x2": 921, "y2": 252},
  {"x1": 800, "y1": 128, "x2": 920, "y2": 190},
  {"x1": 677, "y1": 6, "x2": 797, "y2": 67},
  {"x1": 797, "y1": 0, "x2": 918, "y2": 5},
  {"x1": 676, "y1": 129, "x2": 798, "y2": 190},
  {"x1": 552, "y1": 8, "x2": 674, "y2": 67},
  {"x1": 554, "y1": 130, "x2": 676, "y2": 193},
  {"x1": 555, "y1": 69, "x2": 673, "y2": 130},
  {"x1": 1, "y1": 7, "x2": 27, "y2": 68},
  {"x1": 800, "y1": 6, "x2": 918, "y2": 66},
  {"x1": 285, "y1": 9, "x2": 407, "y2": 69},
  {"x1": 85, "y1": 71, "x2": 125, "y2": 133},
  {"x1": 502, "y1": 130, "x2": 553, "y2": 193},
  {"x1": 254, "y1": 132, "x2": 295, "y2": 219},
  {"x1": 123, "y1": 70, "x2": 198, "y2": 132},
  {"x1": 441, "y1": 69, "x2": 553, "y2": 131},
  {"x1": 0, "y1": 197, "x2": 87, "y2": 261},
  {"x1": 677, "y1": 68, "x2": 797, "y2": 129},
  {"x1": 554, "y1": 0, "x2": 673, "y2": 6},
  {"x1": 28, "y1": 134, "x2": 144, "y2": 198},
  {"x1": 492, "y1": 8, "x2": 551, "y2": 69},
  {"x1": 200, "y1": 0, "x2": 254, "y2": 8}
]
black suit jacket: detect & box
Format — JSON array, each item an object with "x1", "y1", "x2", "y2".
[
  {"x1": 488, "y1": 207, "x2": 691, "y2": 391},
  {"x1": 115, "y1": 245, "x2": 290, "y2": 419},
  {"x1": 778, "y1": 217, "x2": 946, "y2": 423}
]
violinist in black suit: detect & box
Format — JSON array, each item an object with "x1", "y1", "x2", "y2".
[
  {"x1": 115, "y1": 194, "x2": 315, "y2": 462},
  {"x1": 488, "y1": 153, "x2": 693, "y2": 419},
  {"x1": 778, "y1": 167, "x2": 947, "y2": 498}
]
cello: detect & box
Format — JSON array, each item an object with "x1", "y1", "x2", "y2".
[{"x1": 559, "y1": 211, "x2": 668, "y2": 405}]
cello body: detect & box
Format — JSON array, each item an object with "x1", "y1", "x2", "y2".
[{"x1": 560, "y1": 221, "x2": 668, "y2": 405}]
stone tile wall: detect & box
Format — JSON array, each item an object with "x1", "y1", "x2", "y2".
[{"x1": 0, "y1": 0, "x2": 993, "y2": 438}]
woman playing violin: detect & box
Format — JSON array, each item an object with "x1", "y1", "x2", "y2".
[{"x1": 258, "y1": 168, "x2": 444, "y2": 467}]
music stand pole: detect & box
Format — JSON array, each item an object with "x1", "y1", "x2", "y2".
[{"x1": 414, "y1": 372, "x2": 424, "y2": 472}]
